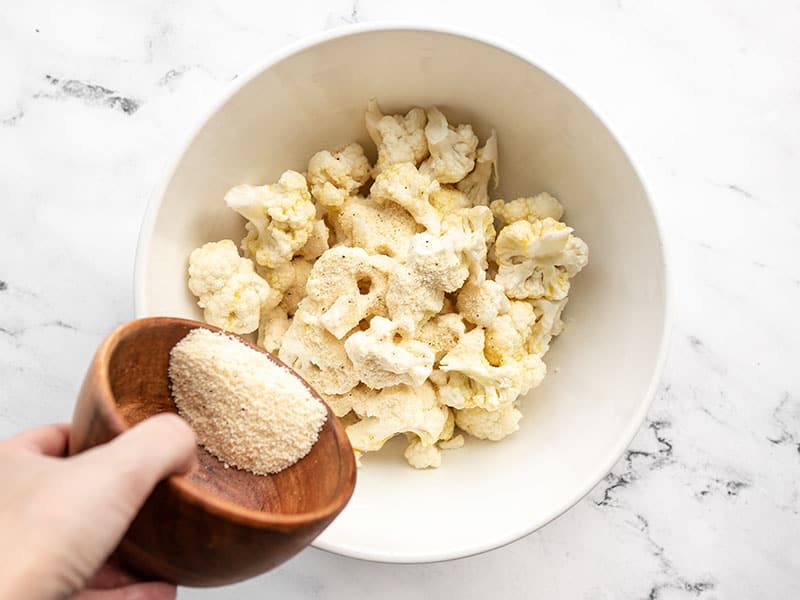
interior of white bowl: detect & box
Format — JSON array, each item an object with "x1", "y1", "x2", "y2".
[{"x1": 135, "y1": 26, "x2": 668, "y2": 562}]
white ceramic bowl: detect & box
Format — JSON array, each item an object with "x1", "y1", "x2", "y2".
[{"x1": 135, "y1": 24, "x2": 669, "y2": 563}]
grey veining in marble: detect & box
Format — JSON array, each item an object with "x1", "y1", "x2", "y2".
[{"x1": 1, "y1": 0, "x2": 798, "y2": 598}]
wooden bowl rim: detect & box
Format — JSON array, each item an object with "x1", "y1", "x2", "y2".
[{"x1": 95, "y1": 316, "x2": 357, "y2": 529}]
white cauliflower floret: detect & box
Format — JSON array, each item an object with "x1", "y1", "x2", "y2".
[
  {"x1": 298, "y1": 219, "x2": 330, "y2": 261},
  {"x1": 278, "y1": 307, "x2": 360, "y2": 395},
  {"x1": 528, "y1": 298, "x2": 568, "y2": 355},
  {"x1": 508, "y1": 299, "x2": 539, "y2": 334},
  {"x1": 484, "y1": 312, "x2": 530, "y2": 366},
  {"x1": 258, "y1": 257, "x2": 313, "y2": 316},
  {"x1": 188, "y1": 240, "x2": 253, "y2": 298},
  {"x1": 307, "y1": 143, "x2": 371, "y2": 209},
  {"x1": 431, "y1": 370, "x2": 479, "y2": 410},
  {"x1": 257, "y1": 306, "x2": 290, "y2": 353},
  {"x1": 188, "y1": 240, "x2": 280, "y2": 334},
  {"x1": 304, "y1": 247, "x2": 395, "y2": 339},
  {"x1": 414, "y1": 313, "x2": 466, "y2": 362},
  {"x1": 325, "y1": 194, "x2": 362, "y2": 247},
  {"x1": 517, "y1": 353, "x2": 547, "y2": 392},
  {"x1": 365, "y1": 99, "x2": 429, "y2": 176},
  {"x1": 385, "y1": 233, "x2": 470, "y2": 335},
  {"x1": 404, "y1": 435, "x2": 442, "y2": 469},
  {"x1": 497, "y1": 263, "x2": 569, "y2": 301},
  {"x1": 406, "y1": 233, "x2": 470, "y2": 292},
  {"x1": 438, "y1": 434, "x2": 465, "y2": 450},
  {"x1": 456, "y1": 279, "x2": 510, "y2": 328},
  {"x1": 494, "y1": 218, "x2": 588, "y2": 300},
  {"x1": 432, "y1": 369, "x2": 523, "y2": 411},
  {"x1": 370, "y1": 162, "x2": 441, "y2": 234},
  {"x1": 321, "y1": 385, "x2": 377, "y2": 418},
  {"x1": 490, "y1": 193, "x2": 564, "y2": 227},
  {"x1": 457, "y1": 130, "x2": 498, "y2": 205},
  {"x1": 455, "y1": 404, "x2": 522, "y2": 441},
  {"x1": 225, "y1": 170, "x2": 316, "y2": 268},
  {"x1": 346, "y1": 382, "x2": 449, "y2": 453},
  {"x1": 385, "y1": 265, "x2": 444, "y2": 337},
  {"x1": 561, "y1": 235, "x2": 590, "y2": 276},
  {"x1": 494, "y1": 218, "x2": 572, "y2": 264},
  {"x1": 256, "y1": 261, "x2": 293, "y2": 295},
  {"x1": 438, "y1": 328, "x2": 521, "y2": 407},
  {"x1": 326, "y1": 397, "x2": 356, "y2": 419},
  {"x1": 429, "y1": 186, "x2": 472, "y2": 217},
  {"x1": 327, "y1": 195, "x2": 419, "y2": 259},
  {"x1": 436, "y1": 323, "x2": 546, "y2": 411},
  {"x1": 483, "y1": 306, "x2": 547, "y2": 393},
  {"x1": 419, "y1": 107, "x2": 479, "y2": 184},
  {"x1": 441, "y1": 206, "x2": 496, "y2": 282},
  {"x1": 344, "y1": 317, "x2": 435, "y2": 389},
  {"x1": 439, "y1": 407, "x2": 455, "y2": 441},
  {"x1": 279, "y1": 259, "x2": 313, "y2": 315}
]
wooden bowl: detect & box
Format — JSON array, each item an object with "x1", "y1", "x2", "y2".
[{"x1": 68, "y1": 317, "x2": 356, "y2": 587}]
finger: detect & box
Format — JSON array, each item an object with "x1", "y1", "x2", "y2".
[
  {"x1": 56, "y1": 415, "x2": 196, "y2": 584},
  {"x1": 1, "y1": 423, "x2": 70, "y2": 456},
  {"x1": 86, "y1": 562, "x2": 142, "y2": 590},
  {"x1": 76, "y1": 412, "x2": 197, "y2": 496},
  {"x1": 74, "y1": 581, "x2": 177, "y2": 600}
]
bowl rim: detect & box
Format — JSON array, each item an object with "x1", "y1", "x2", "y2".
[
  {"x1": 95, "y1": 316, "x2": 357, "y2": 530},
  {"x1": 133, "y1": 22, "x2": 672, "y2": 563}
]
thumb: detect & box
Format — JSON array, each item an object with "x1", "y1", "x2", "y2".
[
  {"x1": 41, "y1": 414, "x2": 198, "y2": 592},
  {"x1": 75, "y1": 412, "x2": 197, "y2": 509},
  {"x1": 104, "y1": 412, "x2": 197, "y2": 483}
]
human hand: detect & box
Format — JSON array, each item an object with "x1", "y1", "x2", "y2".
[{"x1": 0, "y1": 414, "x2": 197, "y2": 600}]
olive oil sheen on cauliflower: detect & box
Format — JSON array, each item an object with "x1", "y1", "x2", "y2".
[{"x1": 186, "y1": 100, "x2": 588, "y2": 469}]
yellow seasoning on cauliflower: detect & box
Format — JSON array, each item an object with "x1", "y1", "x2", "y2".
[{"x1": 169, "y1": 328, "x2": 327, "y2": 475}]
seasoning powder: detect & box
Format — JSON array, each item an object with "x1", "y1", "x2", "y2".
[{"x1": 168, "y1": 328, "x2": 327, "y2": 475}]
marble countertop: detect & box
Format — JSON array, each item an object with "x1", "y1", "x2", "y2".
[{"x1": 1, "y1": 1, "x2": 798, "y2": 598}]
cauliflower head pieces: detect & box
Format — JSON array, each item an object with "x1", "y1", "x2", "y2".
[
  {"x1": 365, "y1": 99, "x2": 429, "y2": 176},
  {"x1": 304, "y1": 247, "x2": 395, "y2": 339},
  {"x1": 494, "y1": 218, "x2": 588, "y2": 300},
  {"x1": 225, "y1": 170, "x2": 316, "y2": 268},
  {"x1": 455, "y1": 404, "x2": 522, "y2": 441},
  {"x1": 457, "y1": 129, "x2": 498, "y2": 206},
  {"x1": 188, "y1": 239, "x2": 280, "y2": 334},
  {"x1": 344, "y1": 316, "x2": 435, "y2": 389},
  {"x1": 419, "y1": 107, "x2": 479, "y2": 184},
  {"x1": 346, "y1": 382, "x2": 449, "y2": 453},
  {"x1": 370, "y1": 162, "x2": 441, "y2": 234},
  {"x1": 307, "y1": 143, "x2": 371, "y2": 209}
]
